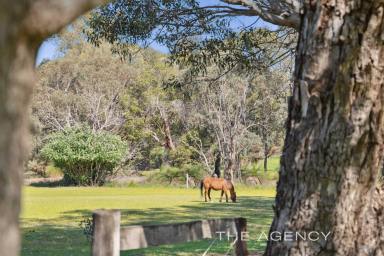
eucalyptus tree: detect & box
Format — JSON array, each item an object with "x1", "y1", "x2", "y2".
[
  {"x1": 248, "y1": 70, "x2": 289, "y2": 172},
  {"x1": 89, "y1": 1, "x2": 384, "y2": 255},
  {"x1": 266, "y1": 1, "x2": 384, "y2": 255},
  {"x1": 196, "y1": 76, "x2": 252, "y2": 182},
  {"x1": 2, "y1": 1, "x2": 384, "y2": 256},
  {"x1": 34, "y1": 43, "x2": 127, "y2": 134},
  {"x1": 86, "y1": 0, "x2": 297, "y2": 79}
]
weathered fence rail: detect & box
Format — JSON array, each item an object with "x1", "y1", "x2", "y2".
[{"x1": 92, "y1": 209, "x2": 248, "y2": 256}]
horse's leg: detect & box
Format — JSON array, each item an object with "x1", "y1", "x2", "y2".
[
  {"x1": 224, "y1": 189, "x2": 229, "y2": 203},
  {"x1": 208, "y1": 188, "x2": 212, "y2": 201},
  {"x1": 204, "y1": 187, "x2": 208, "y2": 202},
  {"x1": 220, "y1": 190, "x2": 224, "y2": 202}
]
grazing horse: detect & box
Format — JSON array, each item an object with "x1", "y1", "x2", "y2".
[{"x1": 200, "y1": 176, "x2": 237, "y2": 202}]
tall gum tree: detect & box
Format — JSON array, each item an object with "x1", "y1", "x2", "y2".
[
  {"x1": 266, "y1": 0, "x2": 384, "y2": 255},
  {"x1": 0, "y1": 1, "x2": 108, "y2": 255}
]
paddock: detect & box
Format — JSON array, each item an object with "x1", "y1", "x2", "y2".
[{"x1": 21, "y1": 186, "x2": 275, "y2": 256}]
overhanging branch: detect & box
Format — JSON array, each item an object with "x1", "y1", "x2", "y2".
[
  {"x1": 219, "y1": 0, "x2": 301, "y2": 30},
  {"x1": 23, "y1": 0, "x2": 110, "y2": 38}
]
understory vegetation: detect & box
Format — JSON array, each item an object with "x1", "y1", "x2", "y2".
[
  {"x1": 28, "y1": 18, "x2": 290, "y2": 186},
  {"x1": 40, "y1": 127, "x2": 127, "y2": 186}
]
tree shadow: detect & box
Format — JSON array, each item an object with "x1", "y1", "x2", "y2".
[
  {"x1": 22, "y1": 224, "x2": 90, "y2": 256},
  {"x1": 22, "y1": 196, "x2": 274, "y2": 255},
  {"x1": 27, "y1": 178, "x2": 66, "y2": 187}
]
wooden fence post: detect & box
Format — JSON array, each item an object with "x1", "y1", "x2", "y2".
[
  {"x1": 92, "y1": 209, "x2": 121, "y2": 256},
  {"x1": 235, "y1": 217, "x2": 248, "y2": 256}
]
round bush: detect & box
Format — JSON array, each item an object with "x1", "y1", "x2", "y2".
[{"x1": 41, "y1": 127, "x2": 127, "y2": 186}]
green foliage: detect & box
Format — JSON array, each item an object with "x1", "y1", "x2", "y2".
[
  {"x1": 87, "y1": 0, "x2": 296, "y2": 79},
  {"x1": 45, "y1": 164, "x2": 63, "y2": 178},
  {"x1": 149, "y1": 146, "x2": 166, "y2": 168},
  {"x1": 155, "y1": 163, "x2": 205, "y2": 185},
  {"x1": 248, "y1": 72, "x2": 289, "y2": 146},
  {"x1": 241, "y1": 156, "x2": 280, "y2": 180},
  {"x1": 168, "y1": 145, "x2": 195, "y2": 167},
  {"x1": 182, "y1": 163, "x2": 205, "y2": 180},
  {"x1": 169, "y1": 29, "x2": 289, "y2": 81},
  {"x1": 41, "y1": 127, "x2": 127, "y2": 186},
  {"x1": 32, "y1": 16, "x2": 290, "y2": 183},
  {"x1": 156, "y1": 165, "x2": 183, "y2": 184},
  {"x1": 87, "y1": 0, "x2": 229, "y2": 49}
]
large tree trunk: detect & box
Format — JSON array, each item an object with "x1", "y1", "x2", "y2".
[
  {"x1": 0, "y1": 1, "x2": 108, "y2": 255},
  {"x1": 266, "y1": 1, "x2": 384, "y2": 255},
  {"x1": 0, "y1": 13, "x2": 36, "y2": 256}
]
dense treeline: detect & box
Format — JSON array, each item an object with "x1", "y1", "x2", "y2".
[{"x1": 29, "y1": 20, "x2": 290, "y2": 185}]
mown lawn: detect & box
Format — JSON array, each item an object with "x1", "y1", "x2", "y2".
[{"x1": 21, "y1": 185, "x2": 276, "y2": 256}]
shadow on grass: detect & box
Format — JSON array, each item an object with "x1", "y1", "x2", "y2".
[
  {"x1": 22, "y1": 196, "x2": 273, "y2": 256},
  {"x1": 22, "y1": 224, "x2": 90, "y2": 256},
  {"x1": 27, "y1": 179, "x2": 66, "y2": 187}
]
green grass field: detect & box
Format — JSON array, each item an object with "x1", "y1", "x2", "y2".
[{"x1": 21, "y1": 185, "x2": 276, "y2": 255}]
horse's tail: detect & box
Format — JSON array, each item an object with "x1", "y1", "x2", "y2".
[{"x1": 200, "y1": 180, "x2": 204, "y2": 197}]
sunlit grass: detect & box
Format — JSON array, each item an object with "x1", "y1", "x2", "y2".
[
  {"x1": 22, "y1": 186, "x2": 275, "y2": 256},
  {"x1": 267, "y1": 156, "x2": 281, "y2": 172}
]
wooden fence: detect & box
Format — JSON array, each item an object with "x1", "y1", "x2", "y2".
[{"x1": 91, "y1": 209, "x2": 248, "y2": 256}]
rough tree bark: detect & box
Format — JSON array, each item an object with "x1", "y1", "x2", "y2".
[
  {"x1": 266, "y1": 0, "x2": 384, "y2": 255},
  {"x1": 0, "y1": 1, "x2": 108, "y2": 255}
]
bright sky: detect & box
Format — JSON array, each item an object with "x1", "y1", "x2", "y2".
[{"x1": 35, "y1": 1, "x2": 275, "y2": 65}]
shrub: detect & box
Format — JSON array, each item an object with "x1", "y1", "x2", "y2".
[
  {"x1": 27, "y1": 159, "x2": 47, "y2": 177},
  {"x1": 45, "y1": 164, "x2": 63, "y2": 178},
  {"x1": 241, "y1": 162, "x2": 260, "y2": 178},
  {"x1": 182, "y1": 163, "x2": 205, "y2": 181},
  {"x1": 155, "y1": 164, "x2": 205, "y2": 185},
  {"x1": 41, "y1": 127, "x2": 127, "y2": 186},
  {"x1": 168, "y1": 146, "x2": 194, "y2": 167},
  {"x1": 149, "y1": 146, "x2": 166, "y2": 168},
  {"x1": 157, "y1": 165, "x2": 182, "y2": 184},
  {"x1": 241, "y1": 161, "x2": 279, "y2": 181}
]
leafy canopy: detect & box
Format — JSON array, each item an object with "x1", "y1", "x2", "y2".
[
  {"x1": 86, "y1": 0, "x2": 296, "y2": 77},
  {"x1": 41, "y1": 127, "x2": 127, "y2": 185}
]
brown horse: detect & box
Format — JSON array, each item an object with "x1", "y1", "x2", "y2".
[{"x1": 200, "y1": 176, "x2": 237, "y2": 202}]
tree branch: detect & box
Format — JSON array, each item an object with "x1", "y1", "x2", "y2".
[
  {"x1": 219, "y1": 0, "x2": 301, "y2": 30},
  {"x1": 23, "y1": 0, "x2": 110, "y2": 38}
]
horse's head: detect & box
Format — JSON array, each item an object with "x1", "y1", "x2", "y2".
[{"x1": 230, "y1": 190, "x2": 237, "y2": 202}]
